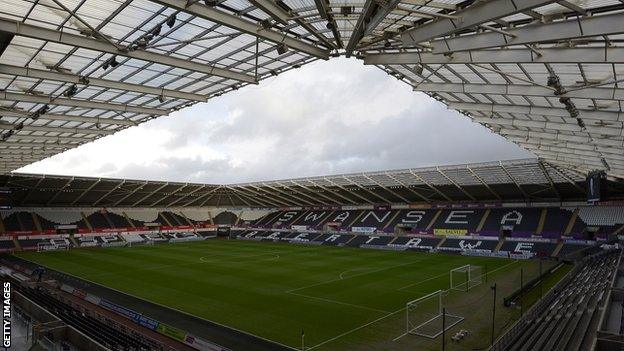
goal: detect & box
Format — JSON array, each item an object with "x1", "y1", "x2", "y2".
[
  {"x1": 450, "y1": 265, "x2": 483, "y2": 292},
  {"x1": 406, "y1": 290, "x2": 464, "y2": 338}
]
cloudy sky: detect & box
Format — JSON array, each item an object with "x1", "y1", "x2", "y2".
[{"x1": 19, "y1": 58, "x2": 533, "y2": 184}]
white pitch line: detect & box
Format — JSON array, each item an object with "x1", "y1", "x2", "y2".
[
  {"x1": 338, "y1": 267, "x2": 376, "y2": 280},
  {"x1": 397, "y1": 259, "x2": 520, "y2": 292},
  {"x1": 287, "y1": 291, "x2": 390, "y2": 314},
  {"x1": 287, "y1": 259, "x2": 423, "y2": 293},
  {"x1": 308, "y1": 260, "x2": 522, "y2": 349},
  {"x1": 307, "y1": 306, "x2": 407, "y2": 350}
]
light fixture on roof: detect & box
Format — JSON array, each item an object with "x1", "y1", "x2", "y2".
[
  {"x1": 152, "y1": 24, "x2": 162, "y2": 36},
  {"x1": 64, "y1": 84, "x2": 78, "y2": 98},
  {"x1": 340, "y1": 6, "x2": 352, "y2": 15},
  {"x1": 270, "y1": 70, "x2": 277, "y2": 76},
  {"x1": 166, "y1": 14, "x2": 177, "y2": 28},
  {"x1": 109, "y1": 56, "x2": 120, "y2": 68},
  {"x1": 276, "y1": 43, "x2": 287, "y2": 55},
  {"x1": 158, "y1": 95, "x2": 166, "y2": 103},
  {"x1": 413, "y1": 64, "x2": 423, "y2": 75},
  {"x1": 260, "y1": 19, "x2": 272, "y2": 29},
  {"x1": 326, "y1": 21, "x2": 334, "y2": 30},
  {"x1": 576, "y1": 118, "x2": 585, "y2": 128},
  {"x1": 31, "y1": 104, "x2": 50, "y2": 120},
  {"x1": 205, "y1": 0, "x2": 218, "y2": 6},
  {"x1": 384, "y1": 40, "x2": 391, "y2": 48}
]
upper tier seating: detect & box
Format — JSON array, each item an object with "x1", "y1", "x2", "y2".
[
  {"x1": 213, "y1": 211, "x2": 238, "y2": 225},
  {"x1": 106, "y1": 212, "x2": 131, "y2": 229},
  {"x1": 0, "y1": 237, "x2": 14, "y2": 251},
  {"x1": 292, "y1": 210, "x2": 333, "y2": 228},
  {"x1": 36, "y1": 214, "x2": 57, "y2": 230},
  {"x1": 349, "y1": 210, "x2": 397, "y2": 230},
  {"x1": 3, "y1": 212, "x2": 25, "y2": 231},
  {"x1": 480, "y1": 208, "x2": 542, "y2": 237},
  {"x1": 386, "y1": 209, "x2": 438, "y2": 231},
  {"x1": 432, "y1": 209, "x2": 485, "y2": 232},
  {"x1": 86, "y1": 212, "x2": 111, "y2": 230},
  {"x1": 164, "y1": 211, "x2": 189, "y2": 226},
  {"x1": 540, "y1": 208, "x2": 573, "y2": 238}
]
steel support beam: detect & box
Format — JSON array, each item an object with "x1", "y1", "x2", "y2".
[
  {"x1": 501, "y1": 129, "x2": 624, "y2": 148},
  {"x1": 414, "y1": 82, "x2": 624, "y2": 101},
  {"x1": 431, "y1": 12, "x2": 624, "y2": 54},
  {"x1": 401, "y1": 0, "x2": 557, "y2": 45},
  {"x1": 0, "y1": 91, "x2": 167, "y2": 115},
  {"x1": 249, "y1": 0, "x2": 292, "y2": 25},
  {"x1": 472, "y1": 116, "x2": 624, "y2": 137},
  {"x1": 0, "y1": 64, "x2": 208, "y2": 102},
  {"x1": 449, "y1": 102, "x2": 624, "y2": 122},
  {"x1": 436, "y1": 167, "x2": 476, "y2": 200},
  {"x1": 0, "y1": 18, "x2": 257, "y2": 84},
  {"x1": 0, "y1": 121, "x2": 116, "y2": 135},
  {"x1": 148, "y1": 0, "x2": 329, "y2": 59},
  {"x1": 70, "y1": 179, "x2": 101, "y2": 206},
  {"x1": 7, "y1": 134, "x2": 95, "y2": 143},
  {"x1": 409, "y1": 170, "x2": 452, "y2": 201},
  {"x1": 363, "y1": 47, "x2": 624, "y2": 65},
  {"x1": 0, "y1": 108, "x2": 137, "y2": 126}
]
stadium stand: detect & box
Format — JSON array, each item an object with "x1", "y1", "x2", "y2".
[
  {"x1": 16, "y1": 284, "x2": 163, "y2": 351},
  {"x1": 213, "y1": 211, "x2": 238, "y2": 225},
  {"x1": 432, "y1": 209, "x2": 486, "y2": 233},
  {"x1": 3, "y1": 212, "x2": 24, "y2": 231},
  {"x1": 493, "y1": 248, "x2": 621, "y2": 351},
  {"x1": 86, "y1": 212, "x2": 112, "y2": 231},
  {"x1": 106, "y1": 212, "x2": 131, "y2": 229},
  {"x1": 438, "y1": 237, "x2": 499, "y2": 253},
  {"x1": 498, "y1": 239, "x2": 558, "y2": 258},
  {"x1": 479, "y1": 208, "x2": 542, "y2": 238},
  {"x1": 291, "y1": 210, "x2": 332, "y2": 229},
  {"x1": 386, "y1": 209, "x2": 438, "y2": 233},
  {"x1": 0, "y1": 237, "x2": 14, "y2": 252},
  {"x1": 350, "y1": 210, "x2": 397, "y2": 232},
  {"x1": 389, "y1": 236, "x2": 442, "y2": 251}
]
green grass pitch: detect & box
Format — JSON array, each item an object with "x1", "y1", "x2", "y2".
[{"x1": 15, "y1": 239, "x2": 565, "y2": 350}]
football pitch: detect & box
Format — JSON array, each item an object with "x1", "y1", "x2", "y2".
[{"x1": 15, "y1": 239, "x2": 566, "y2": 350}]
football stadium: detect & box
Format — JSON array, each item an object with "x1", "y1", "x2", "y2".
[{"x1": 1, "y1": 0, "x2": 624, "y2": 350}]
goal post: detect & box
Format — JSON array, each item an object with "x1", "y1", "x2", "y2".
[
  {"x1": 450, "y1": 264, "x2": 483, "y2": 292},
  {"x1": 406, "y1": 290, "x2": 464, "y2": 338}
]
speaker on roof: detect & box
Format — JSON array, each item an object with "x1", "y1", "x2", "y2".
[{"x1": 587, "y1": 170, "x2": 606, "y2": 203}]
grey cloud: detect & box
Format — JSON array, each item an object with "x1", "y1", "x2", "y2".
[{"x1": 21, "y1": 58, "x2": 534, "y2": 184}]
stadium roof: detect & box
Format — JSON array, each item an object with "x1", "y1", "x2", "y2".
[
  {"x1": 0, "y1": 0, "x2": 623, "y2": 179},
  {"x1": 3, "y1": 158, "x2": 623, "y2": 208}
]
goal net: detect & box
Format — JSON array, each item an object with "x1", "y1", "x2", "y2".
[
  {"x1": 406, "y1": 290, "x2": 464, "y2": 338},
  {"x1": 450, "y1": 265, "x2": 483, "y2": 292}
]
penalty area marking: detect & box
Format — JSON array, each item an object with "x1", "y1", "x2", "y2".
[
  {"x1": 287, "y1": 259, "x2": 424, "y2": 294},
  {"x1": 286, "y1": 291, "x2": 390, "y2": 314},
  {"x1": 397, "y1": 259, "x2": 519, "y2": 292},
  {"x1": 338, "y1": 267, "x2": 378, "y2": 280}
]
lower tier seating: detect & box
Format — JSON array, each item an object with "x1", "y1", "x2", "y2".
[
  {"x1": 16, "y1": 284, "x2": 162, "y2": 351},
  {"x1": 494, "y1": 249, "x2": 620, "y2": 351}
]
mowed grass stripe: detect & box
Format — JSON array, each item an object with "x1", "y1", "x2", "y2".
[{"x1": 15, "y1": 239, "x2": 520, "y2": 349}]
